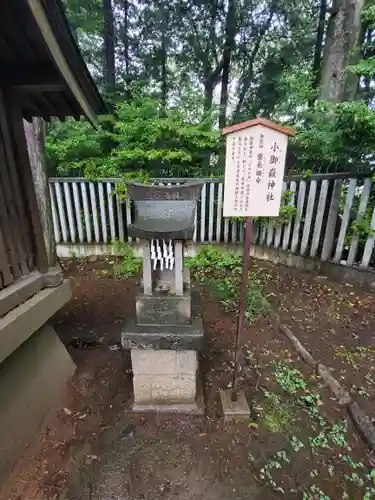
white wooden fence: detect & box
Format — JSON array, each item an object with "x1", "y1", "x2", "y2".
[{"x1": 49, "y1": 172, "x2": 375, "y2": 269}]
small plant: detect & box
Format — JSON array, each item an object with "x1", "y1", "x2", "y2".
[
  {"x1": 290, "y1": 436, "x2": 305, "y2": 452},
  {"x1": 275, "y1": 362, "x2": 308, "y2": 395},
  {"x1": 329, "y1": 421, "x2": 348, "y2": 448},
  {"x1": 259, "y1": 450, "x2": 290, "y2": 494},
  {"x1": 208, "y1": 276, "x2": 269, "y2": 324},
  {"x1": 308, "y1": 431, "x2": 329, "y2": 450},
  {"x1": 114, "y1": 170, "x2": 151, "y2": 200},
  {"x1": 303, "y1": 484, "x2": 331, "y2": 500},
  {"x1": 263, "y1": 391, "x2": 296, "y2": 434},
  {"x1": 187, "y1": 245, "x2": 242, "y2": 280},
  {"x1": 112, "y1": 240, "x2": 142, "y2": 279},
  {"x1": 350, "y1": 210, "x2": 374, "y2": 239}
]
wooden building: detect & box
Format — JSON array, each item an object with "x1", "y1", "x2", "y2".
[{"x1": 0, "y1": 0, "x2": 106, "y2": 481}]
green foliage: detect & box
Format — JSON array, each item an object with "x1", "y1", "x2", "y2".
[
  {"x1": 112, "y1": 241, "x2": 142, "y2": 279},
  {"x1": 114, "y1": 170, "x2": 151, "y2": 200},
  {"x1": 186, "y1": 245, "x2": 242, "y2": 280},
  {"x1": 207, "y1": 276, "x2": 270, "y2": 324},
  {"x1": 290, "y1": 100, "x2": 375, "y2": 172},
  {"x1": 45, "y1": 119, "x2": 103, "y2": 176},
  {"x1": 351, "y1": 211, "x2": 375, "y2": 239},
  {"x1": 275, "y1": 362, "x2": 308, "y2": 395},
  {"x1": 262, "y1": 391, "x2": 296, "y2": 434},
  {"x1": 46, "y1": 89, "x2": 219, "y2": 178}
]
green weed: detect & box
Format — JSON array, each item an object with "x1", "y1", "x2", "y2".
[
  {"x1": 263, "y1": 391, "x2": 296, "y2": 434},
  {"x1": 112, "y1": 240, "x2": 142, "y2": 279},
  {"x1": 208, "y1": 276, "x2": 270, "y2": 324}
]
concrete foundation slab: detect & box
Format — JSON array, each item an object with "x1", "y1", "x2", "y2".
[
  {"x1": 0, "y1": 324, "x2": 75, "y2": 482},
  {"x1": 219, "y1": 390, "x2": 250, "y2": 423},
  {"x1": 122, "y1": 315, "x2": 204, "y2": 350}
]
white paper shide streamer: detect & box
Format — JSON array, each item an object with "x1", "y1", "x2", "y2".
[{"x1": 150, "y1": 239, "x2": 174, "y2": 270}]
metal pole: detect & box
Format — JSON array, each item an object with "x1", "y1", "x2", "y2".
[{"x1": 231, "y1": 217, "x2": 253, "y2": 402}]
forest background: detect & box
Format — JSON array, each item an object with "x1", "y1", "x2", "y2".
[{"x1": 44, "y1": 0, "x2": 375, "y2": 180}]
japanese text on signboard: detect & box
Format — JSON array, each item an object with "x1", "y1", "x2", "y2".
[{"x1": 223, "y1": 126, "x2": 288, "y2": 217}]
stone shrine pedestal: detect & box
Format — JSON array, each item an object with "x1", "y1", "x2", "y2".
[{"x1": 121, "y1": 182, "x2": 204, "y2": 413}]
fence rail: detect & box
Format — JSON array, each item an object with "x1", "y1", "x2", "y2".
[{"x1": 49, "y1": 174, "x2": 375, "y2": 269}]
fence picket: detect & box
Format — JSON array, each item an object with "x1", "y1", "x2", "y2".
[
  {"x1": 107, "y1": 182, "x2": 116, "y2": 243},
  {"x1": 80, "y1": 181, "x2": 92, "y2": 243},
  {"x1": 321, "y1": 180, "x2": 343, "y2": 261},
  {"x1": 193, "y1": 206, "x2": 197, "y2": 243},
  {"x1": 347, "y1": 178, "x2": 372, "y2": 265},
  {"x1": 216, "y1": 183, "x2": 223, "y2": 243},
  {"x1": 125, "y1": 198, "x2": 132, "y2": 243},
  {"x1": 266, "y1": 219, "x2": 274, "y2": 247},
  {"x1": 224, "y1": 217, "x2": 229, "y2": 243},
  {"x1": 361, "y1": 204, "x2": 375, "y2": 267},
  {"x1": 259, "y1": 220, "x2": 267, "y2": 245},
  {"x1": 49, "y1": 176, "x2": 375, "y2": 272},
  {"x1": 274, "y1": 181, "x2": 286, "y2": 249},
  {"x1": 282, "y1": 181, "x2": 296, "y2": 251},
  {"x1": 208, "y1": 182, "x2": 215, "y2": 242},
  {"x1": 231, "y1": 219, "x2": 237, "y2": 243},
  {"x1": 200, "y1": 183, "x2": 206, "y2": 242},
  {"x1": 98, "y1": 182, "x2": 107, "y2": 243},
  {"x1": 115, "y1": 186, "x2": 125, "y2": 243},
  {"x1": 89, "y1": 182, "x2": 100, "y2": 243},
  {"x1": 291, "y1": 180, "x2": 306, "y2": 254},
  {"x1": 63, "y1": 182, "x2": 76, "y2": 243},
  {"x1": 310, "y1": 179, "x2": 328, "y2": 258},
  {"x1": 49, "y1": 183, "x2": 60, "y2": 243},
  {"x1": 72, "y1": 181, "x2": 84, "y2": 243},
  {"x1": 300, "y1": 180, "x2": 317, "y2": 256},
  {"x1": 54, "y1": 182, "x2": 68, "y2": 243},
  {"x1": 333, "y1": 178, "x2": 357, "y2": 263},
  {"x1": 254, "y1": 220, "x2": 260, "y2": 244}
]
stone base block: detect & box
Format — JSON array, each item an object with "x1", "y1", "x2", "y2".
[
  {"x1": 131, "y1": 349, "x2": 198, "y2": 405},
  {"x1": 219, "y1": 390, "x2": 250, "y2": 423},
  {"x1": 133, "y1": 374, "x2": 196, "y2": 404},
  {"x1": 132, "y1": 389, "x2": 204, "y2": 415},
  {"x1": 132, "y1": 349, "x2": 197, "y2": 376}
]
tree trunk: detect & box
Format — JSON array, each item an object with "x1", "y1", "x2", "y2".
[
  {"x1": 24, "y1": 118, "x2": 56, "y2": 268},
  {"x1": 320, "y1": 0, "x2": 364, "y2": 102},
  {"x1": 103, "y1": 0, "x2": 116, "y2": 89},
  {"x1": 311, "y1": 0, "x2": 327, "y2": 95},
  {"x1": 363, "y1": 28, "x2": 372, "y2": 100},
  {"x1": 233, "y1": 6, "x2": 275, "y2": 119},
  {"x1": 123, "y1": 0, "x2": 130, "y2": 77},
  {"x1": 219, "y1": 0, "x2": 236, "y2": 130},
  {"x1": 160, "y1": 4, "x2": 168, "y2": 112},
  {"x1": 204, "y1": 82, "x2": 214, "y2": 112}
]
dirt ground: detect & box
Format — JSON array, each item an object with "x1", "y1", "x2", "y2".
[
  {"x1": 249, "y1": 260, "x2": 375, "y2": 418},
  {"x1": 1, "y1": 257, "x2": 375, "y2": 499}
]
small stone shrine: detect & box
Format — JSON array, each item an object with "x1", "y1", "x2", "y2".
[{"x1": 121, "y1": 182, "x2": 205, "y2": 412}]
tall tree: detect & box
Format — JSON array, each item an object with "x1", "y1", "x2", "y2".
[
  {"x1": 311, "y1": 0, "x2": 327, "y2": 94},
  {"x1": 103, "y1": 0, "x2": 116, "y2": 89},
  {"x1": 320, "y1": 0, "x2": 365, "y2": 102},
  {"x1": 219, "y1": 0, "x2": 237, "y2": 129}
]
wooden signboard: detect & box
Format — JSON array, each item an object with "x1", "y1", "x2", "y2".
[
  {"x1": 221, "y1": 117, "x2": 295, "y2": 405},
  {"x1": 222, "y1": 117, "x2": 295, "y2": 218}
]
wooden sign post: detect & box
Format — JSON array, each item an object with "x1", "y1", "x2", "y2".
[{"x1": 221, "y1": 117, "x2": 295, "y2": 408}]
